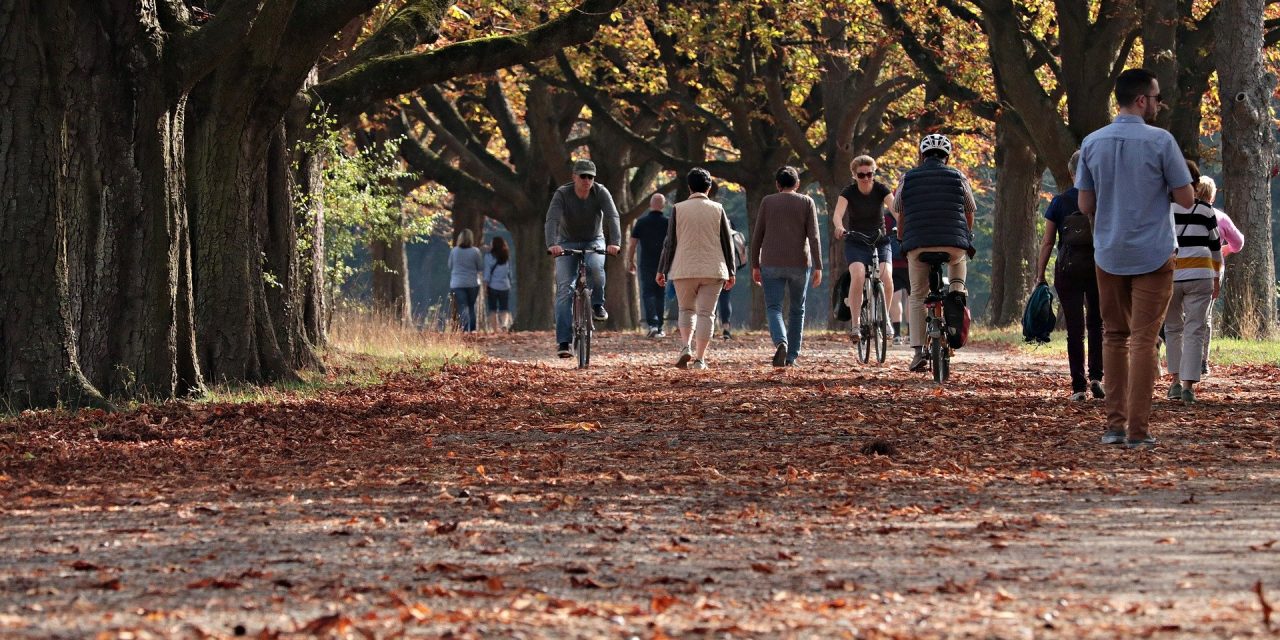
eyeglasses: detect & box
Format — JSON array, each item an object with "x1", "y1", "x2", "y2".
[
  {"x1": 1144, "y1": 93, "x2": 1163, "y2": 104},
  {"x1": 578, "y1": 174, "x2": 595, "y2": 180},
  {"x1": 856, "y1": 171, "x2": 874, "y2": 179}
]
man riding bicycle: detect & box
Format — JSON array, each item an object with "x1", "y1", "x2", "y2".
[
  {"x1": 832, "y1": 155, "x2": 895, "y2": 343},
  {"x1": 546, "y1": 159, "x2": 621, "y2": 358},
  {"x1": 892, "y1": 134, "x2": 976, "y2": 372}
]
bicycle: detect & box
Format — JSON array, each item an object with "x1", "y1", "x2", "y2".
[
  {"x1": 844, "y1": 230, "x2": 889, "y2": 364},
  {"x1": 917, "y1": 251, "x2": 954, "y2": 383},
  {"x1": 552, "y1": 248, "x2": 605, "y2": 369}
]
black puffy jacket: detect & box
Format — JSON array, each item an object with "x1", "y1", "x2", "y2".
[{"x1": 899, "y1": 158, "x2": 974, "y2": 256}]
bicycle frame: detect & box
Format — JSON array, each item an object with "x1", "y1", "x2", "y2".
[
  {"x1": 922, "y1": 257, "x2": 952, "y2": 383},
  {"x1": 555, "y1": 248, "x2": 604, "y2": 369},
  {"x1": 845, "y1": 230, "x2": 889, "y2": 364}
]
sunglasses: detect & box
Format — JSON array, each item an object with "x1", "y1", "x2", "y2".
[
  {"x1": 856, "y1": 171, "x2": 875, "y2": 179},
  {"x1": 578, "y1": 174, "x2": 595, "y2": 180},
  {"x1": 1144, "y1": 93, "x2": 1163, "y2": 104}
]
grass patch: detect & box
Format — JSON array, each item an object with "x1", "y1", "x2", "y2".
[
  {"x1": 968, "y1": 325, "x2": 1067, "y2": 355},
  {"x1": 967, "y1": 324, "x2": 1280, "y2": 366},
  {"x1": 1203, "y1": 336, "x2": 1280, "y2": 366},
  {"x1": 200, "y1": 312, "x2": 479, "y2": 404}
]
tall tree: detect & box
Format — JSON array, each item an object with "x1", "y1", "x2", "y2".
[
  {"x1": 1, "y1": 0, "x2": 265, "y2": 408},
  {"x1": 761, "y1": 6, "x2": 925, "y2": 327},
  {"x1": 1142, "y1": 1, "x2": 1221, "y2": 159},
  {"x1": 561, "y1": 1, "x2": 797, "y2": 328},
  {"x1": 1215, "y1": 0, "x2": 1277, "y2": 338},
  {"x1": 394, "y1": 76, "x2": 582, "y2": 330},
  {"x1": 2, "y1": 0, "x2": 623, "y2": 408},
  {"x1": 877, "y1": 0, "x2": 1141, "y2": 324}
]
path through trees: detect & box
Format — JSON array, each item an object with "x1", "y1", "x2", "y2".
[{"x1": 2, "y1": 334, "x2": 1277, "y2": 637}]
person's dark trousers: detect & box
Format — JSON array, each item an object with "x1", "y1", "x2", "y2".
[
  {"x1": 451, "y1": 286, "x2": 480, "y2": 332},
  {"x1": 1055, "y1": 275, "x2": 1103, "y2": 393},
  {"x1": 638, "y1": 267, "x2": 665, "y2": 330},
  {"x1": 717, "y1": 288, "x2": 732, "y2": 326}
]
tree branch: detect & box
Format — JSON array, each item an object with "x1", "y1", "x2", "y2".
[
  {"x1": 413, "y1": 88, "x2": 523, "y2": 202},
  {"x1": 325, "y1": 0, "x2": 451, "y2": 79},
  {"x1": 483, "y1": 75, "x2": 531, "y2": 170},
  {"x1": 391, "y1": 112, "x2": 497, "y2": 204},
  {"x1": 552, "y1": 51, "x2": 746, "y2": 182},
  {"x1": 167, "y1": 0, "x2": 272, "y2": 95},
  {"x1": 312, "y1": 0, "x2": 625, "y2": 126},
  {"x1": 872, "y1": 0, "x2": 1000, "y2": 121}
]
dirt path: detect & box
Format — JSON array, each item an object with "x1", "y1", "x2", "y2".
[{"x1": 1, "y1": 331, "x2": 1277, "y2": 638}]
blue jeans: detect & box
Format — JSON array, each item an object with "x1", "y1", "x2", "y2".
[
  {"x1": 451, "y1": 286, "x2": 479, "y2": 332},
  {"x1": 761, "y1": 266, "x2": 810, "y2": 362},
  {"x1": 638, "y1": 266, "x2": 664, "y2": 330},
  {"x1": 554, "y1": 239, "x2": 606, "y2": 344}
]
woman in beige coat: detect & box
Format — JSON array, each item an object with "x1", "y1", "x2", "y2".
[{"x1": 657, "y1": 168, "x2": 737, "y2": 369}]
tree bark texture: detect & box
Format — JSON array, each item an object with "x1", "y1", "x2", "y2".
[
  {"x1": 987, "y1": 118, "x2": 1044, "y2": 327},
  {"x1": 1215, "y1": 0, "x2": 1277, "y2": 338},
  {"x1": 292, "y1": 139, "x2": 328, "y2": 347},
  {"x1": 0, "y1": 1, "x2": 107, "y2": 409},
  {"x1": 1, "y1": 1, "x2": 209, "y2": 408},
  {"x1": 510, "y1": 217, "x2": 554, "y2": 331},
  {"x1": 1143, "y1": 0, "x2": 1218, "y2": 160}
]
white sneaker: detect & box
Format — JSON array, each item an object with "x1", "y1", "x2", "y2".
[
  {"x1": 676, "y1": 346, "x2": 692, "y2": 369},
  {"x1": 1070, "y1": 391, "x2": 1088, "y2": 402}
]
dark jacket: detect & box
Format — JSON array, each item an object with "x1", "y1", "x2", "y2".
[{"x1": 898, "y1": 157, "x2": 974, "y2": 256}]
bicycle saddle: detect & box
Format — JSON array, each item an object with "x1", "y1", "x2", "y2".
[{"x1": 918, "y1": 251, "x2": 952, "y2": 266}]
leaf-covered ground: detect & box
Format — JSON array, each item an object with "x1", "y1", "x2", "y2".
[{"x1": 1, "y1": 331, "x2": 1278, "y2": 639}]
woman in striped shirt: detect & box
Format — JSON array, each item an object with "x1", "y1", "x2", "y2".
[{"x1": 1164, "y1": 161, "x2": 1222, "y2": 405}]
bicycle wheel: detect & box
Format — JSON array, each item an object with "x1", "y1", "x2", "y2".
[
  {"x1": 578, "y1": 325, "x2": 591, "y2": 368},
  {"x1": 940, "y1": 344, "x2": 950, "y2": 382},
  {"x1": 930, "y1": 331, "x2": 945, "y2": 384},
  {"x1": 856, "y1": 292, "x2": 871, "y2": 364},
  {"x1": 873, "y1": 280, "x2": 888, "y2": 363},
  {"x1": 576, "y1": 291, "x2": 592, "y2": 368}
]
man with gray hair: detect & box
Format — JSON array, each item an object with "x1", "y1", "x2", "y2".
[
  {"x1": 627, "y1": 193, "x2": 670, "y2": 337},
  {"x1": 547, "y1": 159, "x2": 622, "y2": 357}
]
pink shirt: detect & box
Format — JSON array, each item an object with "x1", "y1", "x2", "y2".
[{"x1": 1215, "y1": 209, "x2": 1244, "y2": 256}]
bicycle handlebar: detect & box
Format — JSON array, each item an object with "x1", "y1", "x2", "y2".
[
  {"x1": 842, "y1": 229, "x2": 887, "y2": 246},
  {"x1": 549, "y1": 248, "x2": 608, "y2": 257}
]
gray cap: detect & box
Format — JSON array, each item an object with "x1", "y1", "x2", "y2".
[{"x1": 572, "y1": 159, "x2": 597, "y2": 177}]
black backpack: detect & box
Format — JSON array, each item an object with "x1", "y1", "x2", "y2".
[
  {"x1": 1022, "y1": 282, "x2": 1056, "y2": 344},
  {"x1": 1055, "y1": 211, "x2": 1095, "y2": 281}
]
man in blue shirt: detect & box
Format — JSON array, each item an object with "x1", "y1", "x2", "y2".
[
  {"x1": 627, "y1": 193, "x2": 670, "y2": 337},
  {"x1": 1076, "y1": 68, "x2": 1195, "y2": 450}
]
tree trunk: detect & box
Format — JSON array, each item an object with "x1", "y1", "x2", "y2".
[
  {"x1": 510, "y1": 216, "x2": 555, "y2": 331},
  {"x1": 821, "y1": 182, "x2": 847, "y2": 330},
  {"x1": 0, "y1": 1, "x2": 108, "y2": 409},
  {"x1": 2, "y1": 1, "x2": 204, "y2": 408},
  {"x1": 186, "y1": 88, "x2": 297, "y2": 384},
  {"x1": 1216, "y1": 0, "x2": 1277, "y2": 338},
  {"x1": 370, "y1": 233, "x2": 411, "y2": 324},
  {"x1": 987, "y1": 119, "x2": 1044, "y2": 326},
  {"x1": 743, "y1": 182, "x2": 772, "y2": 330},
  {"x1": 293, "y1": 138, "x2": 327, "y2": 347},
  {"x1": 264, "y1": 122, "x2": 322, "y2": 369},
  {"x1": 1142, "y1": 0, "x2": 1179, "y2": 135}
]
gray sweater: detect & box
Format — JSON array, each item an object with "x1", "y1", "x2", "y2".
[
  {"x1": 544, "y1": 183, "x2": 622, "y2": 247},
  {"x1": 448, "y1": 247, "x2": 484, "y2": 289}
]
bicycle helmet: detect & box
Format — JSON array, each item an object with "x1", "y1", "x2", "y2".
[{"x1": 919, "y1": 133, "x2": 952, "y2": 157}]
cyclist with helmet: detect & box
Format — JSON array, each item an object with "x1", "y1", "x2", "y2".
[{"x1": 891, "y1": 134, "x2": 977, "y2": 372}]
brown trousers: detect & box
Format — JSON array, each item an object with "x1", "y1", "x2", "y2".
[{"x1": 1095, "y1": 258, "x2": 1174, "y2": 441}]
